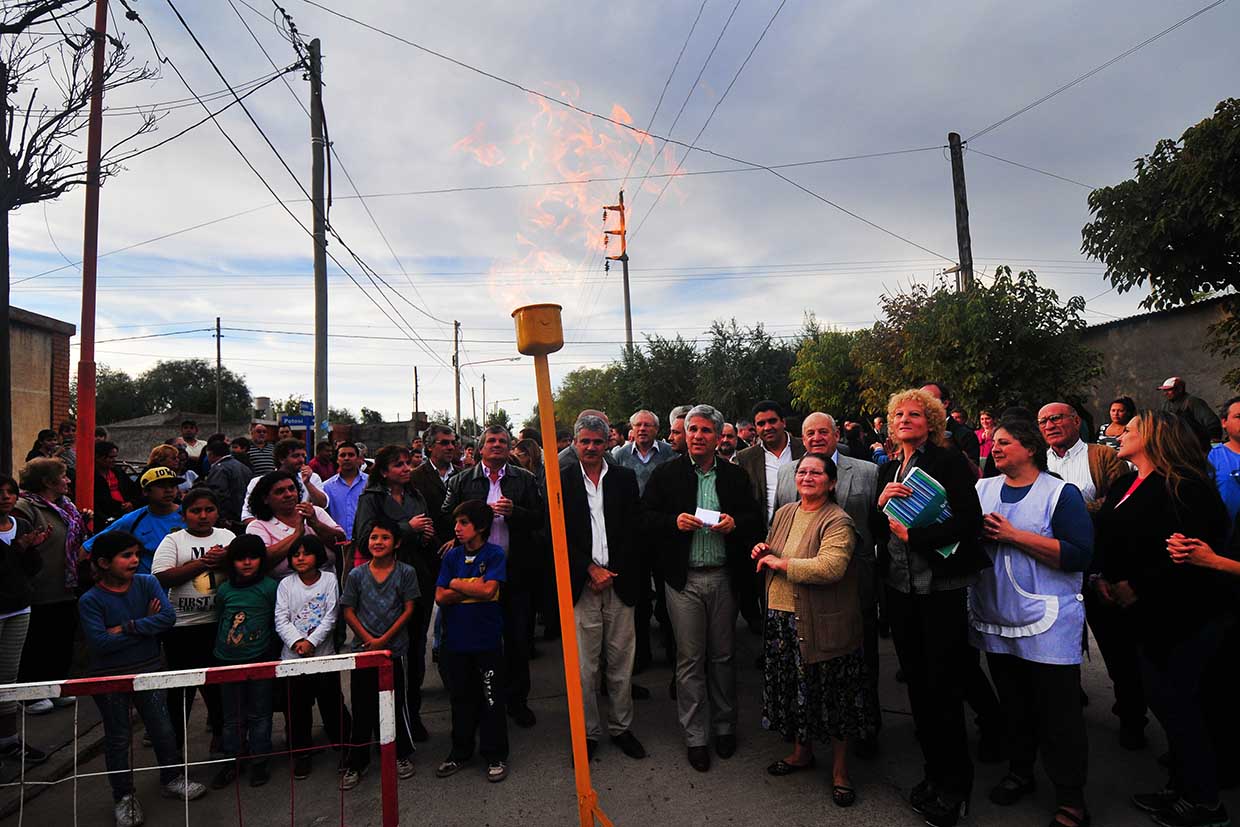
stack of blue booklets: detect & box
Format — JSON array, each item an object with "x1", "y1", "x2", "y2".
[{"x1": 882, "y1": 466, "x2": 959, "y2": 559}]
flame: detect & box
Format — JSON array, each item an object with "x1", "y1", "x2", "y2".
[
  {"x1": 452, "y1": 121, "x2": 505, "y2": 167},
  {"x1": 452, "y1": 85, "x2": 683, "y2": 309}
]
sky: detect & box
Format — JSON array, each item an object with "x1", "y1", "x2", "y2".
[{"x1": 8, "y1": 0, "x2": 1240, "y2": 429}]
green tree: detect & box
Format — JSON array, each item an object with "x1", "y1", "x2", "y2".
[
  {"x1": 360, "y1": 407, "x2": 384, "y2": 424},
  {"x1": 697, "y1": 319, "x2": 797, "y2": 420},
  {"x1": 487, "y1": 407, "x2": 515, "y2": 433},
  {"x1": 612, "y1": 334, "x2": 701, "y2": 425},
  {"x1": 328, "y1": 407, "x2": 358, "y2": 424},
  {"x1": 136, "y1": 360, "x2": 252, "y2": 420},
  {"x1": 853, "y1": 268, "x2": 1102, "y2": 414},
  {"x1": 428, "y1": 409, "x2": 452, "y2": 426},
  {"x1": 553, "y1": 366, "x2": 622, "y2": 428},
  {"x1": 71, "y1": 364, "x2": 141, "y2": 424},
  {"x1": 788, "y1": 322, "x2": 866, "y2": 419},
  {"x1": 1081, "y1": 98, "x2": 1240, "y2": 386}
]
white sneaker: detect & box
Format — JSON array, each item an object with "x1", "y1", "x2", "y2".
[
  {"x1": 114, "y1": 793, "x2": 144, "y2": 827},
  {"x1": 25, "y1": 699, "x2": 53, "y2": 715},
  {"x1": 160, "y1": 775, "x2": 207, "y2": 801},
  {"x1": 51, "y1": 695, "x2": 76, "y2": 708},
  {"x1": 396, "y1": 758, "x2": 415, "y2": 780},
  {"x1": 340, "y1": 768, "x2": 362, "y2": 791}
]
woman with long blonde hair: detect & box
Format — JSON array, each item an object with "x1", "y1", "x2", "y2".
[{"x1": 1094, "y1": 411, "x2": 1230, "y2": 827}]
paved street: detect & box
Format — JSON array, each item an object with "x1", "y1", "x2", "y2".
[{"x1": 3, "y1": 621, "x2": 1233, "y2": 826}]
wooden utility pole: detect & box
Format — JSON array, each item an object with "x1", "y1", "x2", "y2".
[
  {"x1": 604, "y1": 190, "x2": 632, "y2": 349},
  {"x1": 0, "y1": 58, "x2": 12, "y2": 476},
  {"x1": 481, "y1": 374, "x2": 486, "y2": 429},
  {"x1": 73, "y1": 0, "x2": 111, "y2": 512},
  {"x1": 453, "y1": 320, "x2": 461, "y2": 432},
  {"x1": 471, "y1": 386, "x2": 478, "y2": 438},
  {"x1": 412, "y1": 366, "x2": 419, "y2": 424},
  {"x1": 309, "y1": 39, "x2": 329, "y2": 435},
  {"x1": 215, "y1": 317, "x2": 223, "y2": 430},
  {"x1": 947, "y1": 132, "x2": 974, "y2": 292}
]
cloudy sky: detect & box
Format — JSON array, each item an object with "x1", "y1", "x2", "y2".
[{"x1": 9, "y1": 0, "x2": 1239, "y2": 428}]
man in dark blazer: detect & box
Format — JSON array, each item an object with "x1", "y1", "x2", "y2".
[
  {"x1": 735, "y1": 400, "x2": 804, "y2": 633},
  {"x1": 643, "y1": 404, "x2": 762, "y2": 772},
  {"x1": 411, "y1": 423, "x2": 459, "y2": 535},
  {"x1": 442, "y1": 425, "x2": 544, "y2": 728},
  {"x1": 562, "y1": 414, "x2": 647, "y2": 761}
]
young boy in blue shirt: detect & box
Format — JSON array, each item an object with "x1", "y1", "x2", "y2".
[
  {"x1": 83, "y1": 467, "x2": 186, "y2": 574},
  {"x1": 78, "y1": 531, "x2": 207, "y2": 827},
  {"x1": 434, "y1": 500, "x2": 509, "y2": 783}
]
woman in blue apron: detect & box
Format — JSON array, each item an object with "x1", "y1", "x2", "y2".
[{"x1": 970, "y1": 418, "x2": 1094, "y2": 827}]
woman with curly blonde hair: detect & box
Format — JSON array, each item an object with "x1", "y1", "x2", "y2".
[{"x1": 871, "y1": 388, "x2": 988, "y2": 826}]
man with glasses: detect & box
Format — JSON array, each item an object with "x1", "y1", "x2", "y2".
[
  {"x1": 412, "y1": 424, "x2": 460, "y2": 534},
  {"x1": 1208, "y1": 396, "x2": 1240, "y2": 523},
  {"x1": 1038, "y1": 403, "x2": 1127, "y2": 513}
]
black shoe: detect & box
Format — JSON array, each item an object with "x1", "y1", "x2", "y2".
[
  {"x1": 1151, "y1": 799, "x2": 1230, "y2": 827},
  {"x1": 210, "y1": 764, "x2": 238, "y2": 790},
  {"x1": 910, "y1": 778, "x2": 937, "y2": 814},
  {"x1": 610, "y1": 731, "x2": 647, "y2": 760},
  {"x1": 852, "y1": 736, "x2": 878, "y2": 759},
  {"x1": 976, "y1": 731, "x2": 1004, "y2": 764},
  {"x1": 921, "y1": 794, "x2": 969, "y2": 827},
  {"x1": 988, "y1": 773, "x2": 1036, "y2": 806},
  {"x1": 409, "y1": 717, "x2": 429, "y2": 743},
  {"x1": 687, "y1": 746, "x2": 710, "y2": 772},
  {"x1": 1120, "y1": 726, "x2": 1147, "y2": 751},
  {"x1": 248, "y1": 761, "x2": 270, "y2": 788},
  {"x1": 508, "y1": 704, "x2": 537, "y2": 728},
  {"x1": 715, "y1": 733, "x2": 736, "y2": 759},
  {"x1": 1133, "y1": 789, "x2": 1183, "y2": 814},
  {"x1": 293, "y1": 755, "x2": 312, "y2": 780},
  {"x1": 630, "y1": 683, "x2": 650, "y2": 701}
]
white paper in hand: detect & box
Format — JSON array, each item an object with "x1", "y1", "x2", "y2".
[{"x1": 694, "y1": 507, "x2": 722, "y2": 527}]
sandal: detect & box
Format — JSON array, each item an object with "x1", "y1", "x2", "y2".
[
  {"x1": 1049, "y1": 806, "x2": 1090, "y2": 827},
  {"x1": 767, "y1": 756, "x2": 817, "y2": 776},
  {"x1": 832, "y1": 784, "x2": 857, "y2": 808},
  {"x1": 435, "y1": 759, "x2": 466, "y2": 779}
]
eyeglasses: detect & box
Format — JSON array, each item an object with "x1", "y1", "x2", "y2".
[
  {"x1": 435, "y1": 439, "x2": 457, "y2": 446},
  {"x1": 1036, "y1": 413, "x2": 1068, "y2": 427}
]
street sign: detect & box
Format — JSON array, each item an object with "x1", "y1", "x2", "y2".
[
  {"x1": 299, "y1": 401, "x2": 314, "y2": 415},
  {"x1": 281, "y1": 415, "x2": 314, "y2": 428}
]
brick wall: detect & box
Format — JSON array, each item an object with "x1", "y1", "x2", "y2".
[{"x1": 50, "y1": 334, "x2": 71, "y2": 428}]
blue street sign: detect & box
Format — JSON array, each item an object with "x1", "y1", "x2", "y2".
[{"x1": 299, "y1": 401, "x2": 314, "y2": 414}]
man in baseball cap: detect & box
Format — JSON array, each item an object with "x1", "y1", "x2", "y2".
[
  {"x1": 83, "y1": 465, "x2": 187, "y2": 574},
  {"x1": 1157, "y1": 376, "x2": 1222, "y2": 445}
]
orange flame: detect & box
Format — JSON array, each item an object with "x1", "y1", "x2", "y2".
[{"x1": 452, "y1": 121, "x2": 505, "y2": 167}]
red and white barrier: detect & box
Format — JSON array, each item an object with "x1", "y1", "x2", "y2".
[{"x1": 0, "y1": 651, "x2": 400, "y2": 827}]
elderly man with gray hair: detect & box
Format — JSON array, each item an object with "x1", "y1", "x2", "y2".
[
  {"x1": 561, "y1": 414, "x2": 647, "y2": 760},
  {"x1": 643, "y1": 404, "x2": 762, "y2": 772},
  {"x1": 667, "y1": 405, "x2": 692, "y2": 455}
]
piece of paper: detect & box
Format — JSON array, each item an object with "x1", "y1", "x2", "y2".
[{"x1": 694, "y1": 507, "x2": 721, "y2": 527}]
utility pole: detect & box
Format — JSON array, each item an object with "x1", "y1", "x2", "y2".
[
  {"x1": 0, "y1": 58, "x2": 12, "y2": 476},
  {"x1": 481, "y1": 374, "x2": 486, "y2": 429},
  {"x1": 947, "y1": 132, "x2": 974, "y2": 292},
  {"x1": 471, "y1": 386, "x2": 478, "y2": 438},
  {"x1": 412, "y1": 366, "x2": 418, "y2": 423},
  {"x1": 215, "y1": 317, "x2": 223, "y2": 430},
  {"x1": 604, "y1": 190, "x2": 632, "y2": 350},
  {"x1": 73, "y1": 0, "x2": 111, "y2": 512},
  {"x1": 453, "y1": 320, "x2": 461, "y2": 432},
  {"x1": 309, "y1": 39, "x2": 329, "y2": 434}
]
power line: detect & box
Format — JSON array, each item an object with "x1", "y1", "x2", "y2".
[
  {"x1": 965, "y1": 0, "x2": 1228, "y2": 142},
  {"x1": 145, "y1": 0, "x2": 449, "y2": 368},
  {"x1": 966, "y1": 148, "x2": 1096, "y2": 190}
]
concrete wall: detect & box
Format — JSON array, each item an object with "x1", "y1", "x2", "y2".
[
  {"x1": 105, "y1": 418, "x2": 251, "y2": 464},
  {"x1": 1080, "y1": 296, "x2": 1237, "y2": 424},
  {"x1": 10, "y1": 308, "x2": 75, "y2": 469}
]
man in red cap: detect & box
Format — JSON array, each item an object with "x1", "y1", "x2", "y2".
[{"x1": 1157, "y1": 376, "x2": 1221, "y2": 444}]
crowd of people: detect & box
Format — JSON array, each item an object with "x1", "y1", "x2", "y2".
[{"x1": 1, "y1": 372, "x2": 1239, "y2": 827}]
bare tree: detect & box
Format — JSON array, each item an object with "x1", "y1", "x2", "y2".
[{"x1": 1, "y1": 0, "x2": 159, "y2": 474}]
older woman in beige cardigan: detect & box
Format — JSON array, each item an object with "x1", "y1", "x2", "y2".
[{"x1": 752, "y1": 452, "x2": 876, "y2": 808}]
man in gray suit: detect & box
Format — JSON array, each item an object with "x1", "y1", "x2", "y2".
[{"x1": 773, "y1": 411, "x2": 882, "y2": 756}]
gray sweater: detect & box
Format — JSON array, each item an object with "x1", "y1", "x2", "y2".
[{"x1": 609, "y1": 440, "x2": 678, "y2": 496}]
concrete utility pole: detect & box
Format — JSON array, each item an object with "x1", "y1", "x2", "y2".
[
  {"x1": 481, "y1": 374, "x2": 486, "y2": 428},
  {"x1": 453, "y1": 320, "x2": 461, "y2": 432},
  {"x1": 947, "y1": 132, "x2": 974, "y2": 292},
  {"x1": 604, "y1": 190, "x2": 632, "y2": 350},
  {"x1": 73, "y1": 0, "x2": 112, "y2": 512},
  {"x1": 471, "y1": 386, "x2": 478, "y2": 437},
  {"x1": 215, "y1": 317, "x2": 223, "y2": 430},
  {"x1": 309, "y1": 39, "x2": 329, "y2": 431},
  {"x1": 412, "y1": 366, "x2": 418, "y2": 424}
]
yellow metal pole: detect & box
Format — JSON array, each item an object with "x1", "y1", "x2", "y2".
[{"x1": 513, "y1": 304, "x2": 611, "y2": 827}]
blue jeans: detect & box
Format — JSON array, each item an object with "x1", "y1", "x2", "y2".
[
  {"x1": 220, "y1": 678, "x2": 273, "y2": 762},
  {"x1": 93, "y1": 690, "x2": 182, "y2": 802}
]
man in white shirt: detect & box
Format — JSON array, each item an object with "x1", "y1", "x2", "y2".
[
  {"x1": 1038, "y1": 403, "x2": 1126, "y2": 511},
  {"x1": 241, "y1": 438, "x2": 329, "y2": 521},
  {"x1": 180, "y1": 419, "x2": 205, "y2": 462},
  {"x1": 564, "y1": 415, "x2": 647, "y2": 761}
]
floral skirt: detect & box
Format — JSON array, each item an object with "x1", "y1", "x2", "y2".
[{"x1": 761, "y1": 610, "x2": 878, "y2": 744}]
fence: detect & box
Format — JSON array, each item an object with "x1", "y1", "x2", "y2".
[{"x1": 0, "y1": 651, "x2": 399, "y2": 826}]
